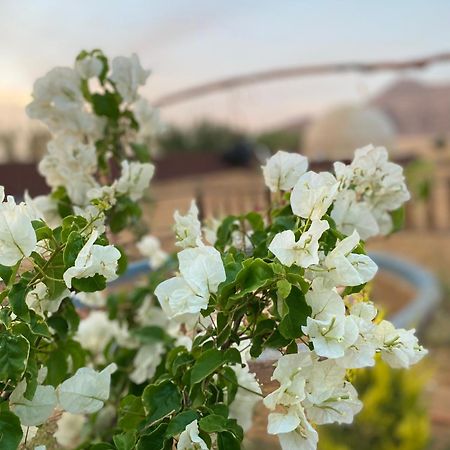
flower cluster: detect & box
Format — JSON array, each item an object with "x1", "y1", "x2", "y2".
[
  {"x1": 131, "y1": 147, "x2": 424, "y2": 450},
  {"x1": 0, "y1": 50, "x2": 162, "y2": 449},
  {"x1": 27, "y1": 49, "x2": 160, "y2": 233},
  {"x1": 0, "y1": 48, "x2": 427, "y2": 450}
]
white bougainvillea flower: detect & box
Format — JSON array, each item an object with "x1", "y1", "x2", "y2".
[
  {"x1": 374, "y1": 320, "x2": 428, "y2": 369},
  {"x1": 305, "y1": 278, "x2": 344, "y2": 316},
  {"x1": 336, "y1": 301, "x2": 378, "y2": 369},
  {"x1": 155, "y1": 276, "x2": 209, "y2": 319},
  {"x1": 137, "y1": 235, "x2": 168, "y2": 269},
  {"x1": 269, "y1": 220, "x2": 329, "y2": 268},
  {"x1": 75, "y1": 311, "x2": 126, "y2": 362},
  {"x1": 130, "y1": 343, "x2": 165, "y2": 384},
  {"x1": 177, "y1": 419, "x2": 208, "y2": 450},
  {"x1": 262, "y1": 150, "x2": 308, "y2": 192},
  {"x1": 331, "y1": 190, "x2": 379, "y2": 240},
  {"x1": 54, "y1": 412, "x2": 87, "y2": 448},
  {"x1": 229, "y1": 363, "x2": 262, "y2": 432},
  {"x1": 57, "y1": 363, "x2": 117, "y2": 414},
  {"x1": 268, "y1": 406, "x2": 318, "y2": 450},
  {"x1": 303, "y1": 314, "x2": 359, "y2": 359},
  {"x1": 291, "y1": 171, "x2": 339, "y2": 220},
  {"x1": 173, "y1": 200, "x2": 202, "y2": 248},
  {"x1": 263, "y1": 353, "x2": 311, "y2": 411},
  {"x1": 116, "y1": 160, "x2": 155, "y2": 201},
  {"x1": 38, "y1": 135, "x2": 98, "y2": 205},
  {"x1": 75, "y1": 55, "x2": 103, "y2": 79},
  {"x1": 110, "y1": 53, "x2": 150, "y2": 103},
  {"x1": 63, "y1": 230, "x2": 121, "y2": 288},
  {"x1": 133, "y1": 98, "x2": 164, "y2": 145},
  {"x1": 10, "y1": 381, "x2": 57, "y2": 426},
  {"x1": 334, "y1": 145, "x2": 410, "y2": 235},
  {"x1": 75, "y1": 291, "x2": 107, "y2": 308},
  {"x1": 25, "y1": 282, "x2": 69, "y2": 317},
  {"x1": 26, "y1": 66, "x2": 103, "y2": 137},
  {"x1": 318, "y1": 230, "x2": 378, "y2": 287},
  {"x1": 305, "y1": 380, "x2": 362, "y2": 425},
  {"x1": 177, "y1": 245, "x2": 226, "y2": 296},
  {"x1": 0, "y1": 192, "x2": 37, "y2": 267}
]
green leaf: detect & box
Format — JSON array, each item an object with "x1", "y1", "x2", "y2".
[
  {"x1": 137, "y1": 423, "x2": 169, "y2": 450},
  {"x1": 217, "y1": 431, "x2": 241, "y2": 450},
  {"x1": 91, "y1": 92, "x2": 120, "y2": 119},
  {"x1": 0, "y1": 411, "x2": 23, "y2": 450},
  {"x1": 63, "y1": 231, "x2": 84, "y2": 268},
  {"x1": 279, "y1": 286, "x2": 310, "y2": 339},
  {"x1": 224, "y1": 258, "x2": 274, "y2": 304},
  {"x1": 244, "y1": 212, "x2": 265, "y2": 231},
  {"x1": 116, "y1": 245, "x2": 128, "y2": 276},
  {"x1": 142, "y1": 380, "x2": 182, "y2": 424},
  {"x1": 8, "y1": 280, "x2": 30, "y2": 321},
  {"x1": 45, "y1": 348, "x2": 68, "y2": 386},
  {"x1": 0, "y1": 265, "x2": 13, "y2": 284},
  {"x1": 215, "y1": 215, "x2": 238, "y2": 250},
  {"x1": 131, "y1": 326, "x2": 169, "y2": 344},
  {"x1": 118, "y1": 395, "x2": 146, "y2": 430},
  {"x1": 191, "y1": 349, "x2": 223, "y2": 384},
  {"x1": 51, "y1": 186, "x2": 73, "y2": 218},
  {"x1": 0, "y1": 333, "x2": 30, "y2": 382},
  {"x1": 131, "y1": 143, "x2": 151, "y2": 162},
  {"x1": 113, "y1": 431, "x2": 137, "y2": 450},
  {"x1": 277, "y1": 279, "x2": 292, "y2": 299},
  {"x1": 199, "y1": 414, "x2": 229, "y2": 433},
  {"x1": 391, "y1": 205, "x2": 405, "y2": 233},
  {"x1": 32, "y1": 220, "x2": 52, "y2": 241},
  {"x1": 223, "y1": 348, "x2": 241, "y2": 365},
  {"x1": 72, "y1": 274, "x2": 107, "y2": 292},
  {"x1": 165, "y1": 410, "x2": 198, "y2": 437}
]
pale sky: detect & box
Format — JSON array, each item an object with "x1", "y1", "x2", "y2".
[{"x1": 2, "y1": 0, "x2": 450, "y2": 132}]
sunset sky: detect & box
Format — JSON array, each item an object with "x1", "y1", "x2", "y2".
[{"x1": 2, "y1": 0, "x2": 450, "y2": 132}]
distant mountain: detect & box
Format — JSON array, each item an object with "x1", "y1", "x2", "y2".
[{"x1": 371, "y1": 79, "x2": 450, "y2": 136}]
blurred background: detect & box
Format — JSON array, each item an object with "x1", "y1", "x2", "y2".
[{"x1": 2, "y1": 1, "x2": 450, "y2": 448}]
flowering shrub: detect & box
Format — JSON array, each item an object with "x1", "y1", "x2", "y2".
[{"x1": 0, "y1": 51, "x2": 427, "y2": 450}]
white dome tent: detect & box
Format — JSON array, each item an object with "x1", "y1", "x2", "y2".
[{"x1": 304, "y1": 104, "x2": 396, "y2": 161}]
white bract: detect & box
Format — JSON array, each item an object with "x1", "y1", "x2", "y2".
[
  {"x1": 334, "y1": 145, "x2": 410, "y2": 235},
  {"x1": 155, "y1": 246, "x2": 225, "y2": 318},
  {"x1": 57, "y1": 363, "x2": 117, "y2": 414},
  {"x1": 262, "y1": 150, "x2": 308, "y2": 192},
  {"x1": 177, "y1": 420, "x2": 208, "y2": 450},
  {"x1": 291, "y1": 171, "x2": 339, "y2": 220},
  {"x1": 130, "y1": 343, "x2": 165, "y2": 384},
  {"x1": 269, "y1": 220, "x2": 329, "y2": 268},
  {"x1": 75, "y1": 55, "x2": 103, "y2": 79},
  {"x1": 0, "y1": 191, "x2": 37, "y2": 266},
  {"x1": 315, "y1": 230, "x2": 378, "y2": 287},
  {"x1": 228, "y1": 363, "x2": 262, "y2": 432},
  {"x1": 110, "y1": 54, "x2": 150, "y2": 103},
  {"x1": 137, "y1": 235, "x2": 168, "y2": 269},
  {"x1": 173, "y1": 200, "x2": 202, "y2": 248},
  {"x1": 26, "y1": 67, "x2": 102, "y2": 137},
  {"x1": 26, "y1": 282, "x2": 69, "y2": 316},
  {"x1": 39, "y1": 135, "x2": 98, "y2": 205},
  {"x1": 10, "y1": 382, "x2": 57, "y2": 426},
  {"x1": 63, "y1": 230, "x2": 121, "y2": 288},
  {"x1": 75, "y1": 311, "x2": 125, "y2": 362},
  {"x1": 375, "y1": 320, "x2": 428, "y2": 368},
  {"x1": 331, "y1": 190, "x2": 379, "y2": 240},
  {"x1": 302, "y1": 284, "x2": 358, "y2": 359},
  {"x1": 116, "y1": 160, "x2": 155, "y2": 201}
]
